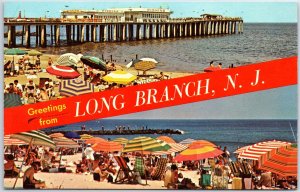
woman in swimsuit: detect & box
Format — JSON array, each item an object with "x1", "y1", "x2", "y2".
[{"x1": 23, "y1": 162, "x2": 46, "y2": 189}]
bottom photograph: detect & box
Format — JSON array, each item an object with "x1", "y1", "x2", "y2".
[{"x1": 4, "y1": 118, "x2": 297, "y2": 190}]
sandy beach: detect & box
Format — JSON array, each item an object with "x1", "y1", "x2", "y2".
[
  {"x1": 4, "y1": 153, "x2": 199, "y2": 189},
  {"x1": 4, "y1": 52, "x2": 194, "y2": 89}
]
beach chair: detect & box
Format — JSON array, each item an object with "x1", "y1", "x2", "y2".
[
  {"x1": 134, "y1": 157, "x2": 146, "y2": 178},
  {"x1": 151, "y1": 158, "x2": 168, "y2": 180},
  {"x1": 114, "y1": 156, "x2": 134, "y2": 183},
  {"x1": 229, "y1": 162, "x2": 240, "y2": 177}
]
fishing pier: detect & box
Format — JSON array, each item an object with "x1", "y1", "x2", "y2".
[{"x1": 4, "y1": 11, "x2": 243, "y2": 48}]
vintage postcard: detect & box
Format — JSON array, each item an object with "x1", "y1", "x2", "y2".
[{"x1": 3, "y1": 1, "x2": 297, "y2": 190}]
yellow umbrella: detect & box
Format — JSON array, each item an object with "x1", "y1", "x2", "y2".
[
  {"x1": 103, "y1": 70, "x2": 137, "y2": 85},
  {"x1": 113, "y1": 137, "x2": 129, "y2": 145},
  {"x1": 80, "y1": 134, "x2": 94, "y2": 140}
]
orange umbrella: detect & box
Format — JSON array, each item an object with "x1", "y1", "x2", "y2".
[
  {"x1": 85, "y1": 137, "x2": 107, "y2": 145},
  {"x1": 259, "y1": 144, "x2": 297, "y2": 177},
  {"x1": 49, "y1": 133, "x2": 64, "y2": 138},
  {"x1": 157, "y1": 136, "x2": 176, "y2": 143},
  {"x1": 174, "y1": 146, "x2": 223, "y2": 161},
  {"x1": 92, "y1": 141, "x2": 123, "y2": 152},
  {"x1": 189, "y1": 140, "x2": 216, "y2": 148}
]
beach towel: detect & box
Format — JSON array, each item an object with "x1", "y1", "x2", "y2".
[
  {"x1": 134, "y1": 157, "x2": 145, "y2": 177},
  {"x1": 152, "y1": 158, "x2": 168, "y2": 180}
]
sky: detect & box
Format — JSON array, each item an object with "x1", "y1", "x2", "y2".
[
  {"x1": 3, "y1": 1, "x2": 298, "y2": 23},
  {"x1": 111, "y1": 85, "x2": 297, "y2": 120}
]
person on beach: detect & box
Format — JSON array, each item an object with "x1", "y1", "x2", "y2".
[
  {"x1": 90, "y1": 73, "x2": 102, "y2": 85},
  {"x1": 84, "y1": 144, "x2": 95, "y2": 172},
  {"x1": 4, "y1": 154, "x2": 20, "y2": 177},
  {"x1": 37, "y1": 88, "x2": 49, "y2": 102},
  {"x1": 48, "y1": 57, "x2": 53, "y2": 66},
  {"x1": 35, "y1": 55, "x2": 41, "y2": 70},
  {"x1": 23, "y1": 162, "x2": 46, "y2": 189},
  {"x1": 218, "y1": 63, "x2": 222, "y2": 69},
  {"x1": 209, "y1": 61, "x2": 214, "y2": 67}
]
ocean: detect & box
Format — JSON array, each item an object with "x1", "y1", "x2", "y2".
[
  {"x1": 46, "y1": 119, "x2": 297, "y2": 154},
  {"x1": 4, "y1": 23, "x2": 297, "y2": 72}
]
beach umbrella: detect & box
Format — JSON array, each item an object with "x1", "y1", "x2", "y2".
[
  {"x1": 174, "y1": 146, "x2": 224, "y2": 161},
  {"x1": 134, "y1": 61, "x2": 156, "y2": 72},
  {"x1": 10, "y1": 130, "x2": 55, "y2": 189},
  {"x1": 57, "y1": 53, "x2": 82, "y2": 66},
  {"x1": 126, "y1": 58, "x2": 158, "y2": 68},
  {"x1": 4, "y1": 93, "x2": 23, "y2": 108},
  {"x1": 189, "y1": 140, "x2": 217, "y2": 148},
  {"x1": 28, "y1": 49, "x2": 42, "y2": 56},
  {"x1": 81, "y1": 56, "x2": 107, "y2": 71},
  {"x1": 85, "y1": 137, "x2": 107, "y2": 145},
  {"x1": 103, "y1": 70, "x2": 137, "y2": 85},
  {"x1": 113, "y1": 137, "x2": 129, "y2": 145},
  {"x1": 52, "y1": 136, "x2": 80, "y2": 148},
  {"x1": 4, "y1": 48, "x2": 27, "y2": 56},
  {"x1": 80, "y1": 134, "x2": 94, "y2": 140},
  {"x1": 236, "y1": 140, "x2": 291, "y2": 161},
  {"x1": 92, "y1": 141, "x2": 123, "y2": 152},
  {"x1": 123, "y1": 136, "x2": 171, "y2": 153},
  {"x1": 59, "y1": 78, "x2": 94, "y2": 97},
  {"x1": 4, "y1": 135, "x2": 27, "y2": 146},
  {"x1": 46, "y1": 65, "x2": 81, "y2": 79},
  {"x1": 147, "y1": 143, "x2": 188, "y2": 155},
  {"x1": 259, "y1": 144, "x2": 297, "y2": 177},
  {"x1": 156, "y1": 136, "x2": 176, "y2": 144},
  {"x1": 64, "y1": 132, "x2": 80, "y2": 139},
  {"x1": 11, "y1": 130, "x2": 55, "y2": 148},
  {"x1": 49, "y1": 133, "x2": 64, "y2": 138},
  {"x1": 179, "y1": 138, "x2": 196, "y2": 146}
]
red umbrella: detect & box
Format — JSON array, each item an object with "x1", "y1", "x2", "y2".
[
  {"x1": 85, "y1": 137, "x2": 107, "y2": 145},
  {"x1": 92, "y1": 141, "x2": 123, "y2": 152},
  {"x1": 174, "y1": 146, "x2": 223, "y2": 161},
  {"x1": 46, "y1": 65, "x2": 80, "y2": 79},
  {"x1": 259, "y1": 145, "x2": 297, "y2": 177}
]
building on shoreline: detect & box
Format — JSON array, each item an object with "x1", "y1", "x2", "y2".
[{"x1": 60, "y1": 8, "x2": 172, "y2": 23}]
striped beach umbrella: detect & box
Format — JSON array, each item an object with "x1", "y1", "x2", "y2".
[
  {"x1": 49, "y1": 133, "x2": 64, "y2": 138},
  {"x1": 4, "y1": 135, "x2": 27, "y2": 146},
  {"x1": 113, "y1": 137, "x2": 129, "y2": 145},
  {"x1": 179, "y1": 138, "x2": 196, "y2": 146},
  {"x1": 46, "y1": 65, "x2": 80, "y2": 79},
  {"x1": 52, "y1": 136, "x2": 80, "y2": 148},
  {"x1": 80, "y1": 134, "x2": 94, "y2": 140},
  {"x1": 64, "y1": 132, "x2": 80, "y2": 139},
  {"x1": 4, "y1": 93, "x2": 23, "y2": 108},
  {"x1": 259, "y1": 145, "x2": 297, "y2": 177},
  {"x1": 236, "y1": 140, "x2": 291, "y2": 160},
  {"x1": 92, "y1": 141, "x2": 123, "y2": 152},
  {"x1": 81, "y1": 56, "x2": 107, "y2": 71},
  {"x1": 189, "y1": 140, "x2": 217, "y2": 148},
  {"x1": 157, "y1": 136, "x2": 176, "y2": 144},
  {"x1": 11, "y1": 130, "x2": 55, "y2": 148},
  {"x1": 57, "y1": 53, "x2": 81, "y2": 66},
  {"x1": 103, "y1": 70, "x2": 137, "y2": 85},
  {"x1": 174, "y1": 146, "x2": 224, "y2": 161},
  {"x1": 147, "y1": 143, "x2": 188, "y2": 155},
  {"x1": 134, "y1": 61, "x2": 156, "y2": 72},
  {"x1": 123, "y1": 136, "x2": 171, "y2": 153},
  {"x1": 85, "y1": 137, "x2": 107, "y2": 145},
  {"x1": 59, "y1": 78, "x2": 94, "y2": 97}
]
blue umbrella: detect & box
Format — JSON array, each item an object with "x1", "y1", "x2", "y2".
[{"x1": 64, "y1": 132, "x2": 80, "y2": 139}]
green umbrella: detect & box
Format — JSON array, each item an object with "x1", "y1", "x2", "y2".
[
  {"x1": 123, "y1": 136, "x2": 171, "y2": 153},
  {"x1": 4, "y1": 93, "x2": 23, "y2": 108},
  {"x1": 4, "y1": 48, "x2": 27, "y2": 55},
  {"x1": 28, "y1": 49, "x2": 42, "y2": 56},
  {"x1": 81, "y1": 56, "x2": 107, "y2": 71}
]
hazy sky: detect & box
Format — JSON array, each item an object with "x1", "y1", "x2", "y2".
[
  {"x1": 4, "y1": 1, "x2": 297, "y2": 23},
  {"x1": 111, "y1": 85, "x2": 297, "y2": 120}
]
